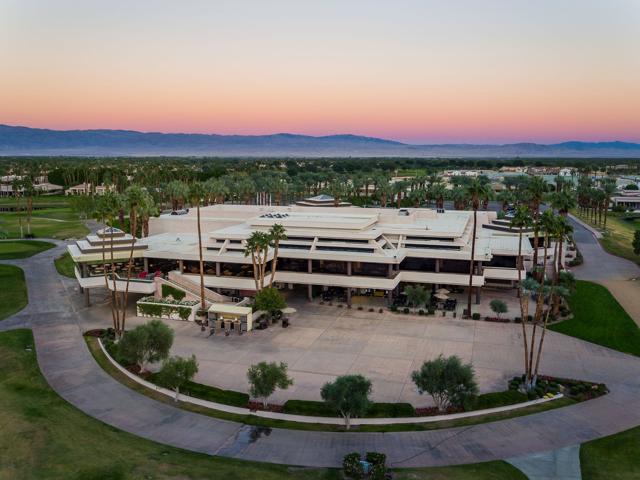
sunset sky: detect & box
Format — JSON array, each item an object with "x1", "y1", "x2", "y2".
[{"x1": 1, "y1": 0, "x2": 639, "y2": 144}]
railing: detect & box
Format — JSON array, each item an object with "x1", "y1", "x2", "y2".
[{"x1": 167, "y1": 271, "x2": 231, "y2": 304}]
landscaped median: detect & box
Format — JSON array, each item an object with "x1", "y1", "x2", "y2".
[{"x1": 85, "y1": 328, "x2": 606, "y2": 432}]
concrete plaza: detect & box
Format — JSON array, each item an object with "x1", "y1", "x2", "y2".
[{"x1": 81, "y1": 293, "x2": 606, "y2": 406}]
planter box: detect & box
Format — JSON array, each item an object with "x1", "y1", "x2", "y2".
[{"x1": 136, "y1": 300, "x2": 198, "y2": 322}]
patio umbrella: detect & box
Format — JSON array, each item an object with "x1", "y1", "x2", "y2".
[
  {"x1": 434, "y1": 293, "x2": 449, "y2": 300},
  {"x1": 281, "y1": 307, "x2": 297, "y2": 314},
  {"x1": 435, "y1": 288, "x2": 450, "y2": 295}
]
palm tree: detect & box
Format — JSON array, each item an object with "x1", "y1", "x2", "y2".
[
  {"x1": 12, "y1": 178, "x2": 24, "y2": 238},
  {"x1": 404, "y1": 284, "x2": 429, "y2": 308},
  {"x1": 165, "y1": 180, "x2": 189, "y2": 211},
  {"x1": 526, "y1": 176, "x2": 548, "y2": 273},
  {"x1": 451, "y1": 187, "x2": 469, "y2": 210},
  {"x1": 138, "y1": 192, "x2": 159, "y2": 238},
  {"x1": 549, "y1": 190, "x2": 576, "y2": 217},
  {"x1": 244, "y1": 231, "x2": 271, "y2": 291},
  {"x1": 189, "y1": 182, "x2": 207, "y2": 320},
  {"x1": 101, "y1": 191, "x2": 123, "y2": 334},
  {"x1": 94, "y1": 195, "x2": 118, "y2": 332},
  {"x1": 22, "y1": 178, "x2": 37, "y2": 236},
  {"x1": 602, "y1": 179, "x2": 617, "y2": 230},
  {"x1": 120, "y1": 185, "x2": 146, "y2": 337},
  {"x1": 268, "y1": 224, "x2": 287, "y2": 288},
  {"x1": 496, "y1": 190, "x2": 515, "y2": 212},
  {"x1": 533, "y1": 283, "x2": 570, "y2": 381},
  {"x1": 465, "y1": 178, "x2": 491, "y2": 316},
  {"x1": 431, "y1": 182, "x2": 447, "y2": 211}
]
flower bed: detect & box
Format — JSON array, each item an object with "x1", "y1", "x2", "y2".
[
  {"x1": 509, "y1": 375, "x2": 608, "y2": 401},
  {"x1": 136, "y1": 296, "x2": 199, "y2": 321}
]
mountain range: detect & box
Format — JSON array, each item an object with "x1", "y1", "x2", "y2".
[{"x1": 1, "y1": 124, "x2": 639, "y2": 158}]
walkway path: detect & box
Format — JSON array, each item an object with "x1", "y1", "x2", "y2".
[
  {"x1": 569, "y1": 214, "x2": 640, "y2": 325},
  {"x1": 1, "y1": 242, "x2": 640, "y2": 468}
]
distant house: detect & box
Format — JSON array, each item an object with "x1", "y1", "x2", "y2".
[
  {"x1": 610, "y1": 190, "x2": 640, "y2": 211},
  {"x1": 65, "y1": 183, "x2": 113, "y2": 196},
  {"x1": 0, "y1": 175, "x2": 62, "y2": 197},
  {"x1": 558, "y1": 167, "x2": 575, "y2": 177}
]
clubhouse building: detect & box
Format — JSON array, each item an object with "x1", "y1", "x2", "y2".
[{"x1": 68, "y1": 205, "x2": 533, "y2": 320}]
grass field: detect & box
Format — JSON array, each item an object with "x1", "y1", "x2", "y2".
[
  {"x1": 0, "y1": 240, "x2": 55, "y2": 260},
  {"x1": 572, "y1": 209, "x2": 640, "y2": 265},
  {"x1": 0, "y1": 265, "x2": 27, "y2": 320},
  {"x1": 0, "y1": 194, "x2": 71, "y2": 207},
  {"x1": 0, "y1": 329, "x2": 524, "y2": 480},
  {"x1": 0, "y1": 206, "x2": 88, "y2": 240},
  {"x1": 54, "y1": 251, "x2": 76, "y2": 278},
  {"x1": 550, "y1": 280, "x2": 640, "y2": 357},
  {"x1": 581, "y1": 426, "x2": 640, "y2": 480}
]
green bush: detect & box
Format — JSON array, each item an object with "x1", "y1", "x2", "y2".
[
  {"x1": 161, "y1": 284, "x2": 186, "y2": 300},
  {"x1": 148, "y1": 374, "x2": 249, "y2": 407},
  {"x1": 470, "y1": 390, "x2": 528, "y2": 410},
  {"x1": 472, "y1": 312, "x2": 481, "y2": 320},
  {"x1": 365, "y1": 452, "x2": 387, "y2": 465},
  {"x1": 342, "y1": 453, "x2": 364, "y2": 479},
  {"x1": 283, "y1": 399, "x2": 415, "y2": 418},
  {"x1": 369, "y1": 463, "x2": 387, "y2": 480}
]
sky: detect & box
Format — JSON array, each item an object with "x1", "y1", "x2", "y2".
[{"x1": 1, "y1": 0, "x2": 639, "y2": 144}]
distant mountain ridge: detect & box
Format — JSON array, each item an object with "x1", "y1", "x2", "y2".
[{"x1": 1, "y1": 124, "x2": 639, "y2": 157}]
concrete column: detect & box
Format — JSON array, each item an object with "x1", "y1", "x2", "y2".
[
  {"x1": 387, "y1": 289, "x2": 393, "y2": 306},
  {"x1": 388, "y1": 264, "x2": 393, "y2": 278},
  {"x1": 347, "y1": 288, "x2": 352, "y2": 306},
  {"x1": 84, "y1": 288, "x2": 90, "y2": 307},
  {"x1": 143, "y1": 258, "x2": 149, "y2": 272},
  {"x1": 435, "y1": 259, "x2": 440, "y2": 273},
  {"x1": 178, "y1": 260, "x2": 184, "y2": 272},
  {"x1": 81, "y1": 263, "x2": 88, "y2": 278},
  {"x1": 307, "y1": 259, "x2": 312, "y2": 274},
  {"x1": 307, "y1": 284, "x2": 313, "y2": 302},
  {"x1": 216, "y1": 262, "x2": 221, "y2": 276},
  {"x1": 475, "y1": 286, "x2": 481, "y2": 305},
  {"x1": 347, "y1": 261, "x2": 352, "y2": 276}
]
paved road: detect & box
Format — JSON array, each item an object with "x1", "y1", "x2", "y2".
[
  {"x1": 2, "y1": 241, "x2": 640, "y2": 468},
  {"x1": 569, "y1": 215, "x2": 640, "y2": 324}
]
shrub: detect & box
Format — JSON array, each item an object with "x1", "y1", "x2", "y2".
[
  {"x1": 357, "y1": 306, "x2": 363, "y2": 310},
  {"x1": 403, "y1": 307, "x2": 410, "y2": 314},
  {"x1": 369, "y1": 463, "x2": 387, "y2": 480},
  {"x1": 472, "y1": 313, "x2": 481, "y2": 320},
  {"x1": 428, "y1": 307, "x2": 435, "y2": 315},
  {"x1": 390, "y1": 305, "x2": 398, "y2": 312},
  {"x1": 418, "y1": 309, "x2": 425, "y2": 315},
  {"x1": 161, "y1": 284, "x2": 186, "y2": 300},
  {"x1": 411, "y1": 355, "x2": 478, "y2": 411},
  {"x1": 254, "y1": 287, "x2": 286, "y2": 315},
  {"x1": 365, "y1": 452, "x2": 387, "y2": 466},
  {"x1": 378, "y1": 308, "x2": 384, "y2": 313},
  {"x1": 368, "y1": 308, "x2": 374, "y2": 313},
  {"x1": 342, "y1": 452, "x2": 364, "y2": 479},
  {"x1": 489, "y1": 299, "x2": 508, "y2": 318}
]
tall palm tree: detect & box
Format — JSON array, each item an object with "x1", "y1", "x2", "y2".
[
  {"x1": 496, "y1": 190, "x2": 515, "y2": 212},
  {"x1": 120, "y1": 185, "x2": 145, "y2": 337},
  {"x1": 464, "y1": 178, "x2": 491, "y2": 316},
  {"x1": 268, "y1": 224, "x2": 287, "y2": 288},
  {"x1": 533, "y1": 283, "x2": 570, "y2": 381},
  {"x1": 244, "y1": 231, "x2": 270, "y2": 291},
  {"x1": 511, "y1": 205, "x2": 533, "y2": 376},
  {"x1": 189, "y1": 182, "x2": 207, "y2": 320},
  {"x1": 602, "y1": 179, "x2": 617, "y2": 230},
  {"x1": 526, "y1": 176, "x2": 548, "y2": 273},
  {"x1": 549, "y1": 190, "x2": 576, "y2": 217},
  {"x1": 101, "y1": 191, "x2": 123, "y2": 334},
  {"x1": 165, "y1": 180, "x2": 189, "y2": 211}
]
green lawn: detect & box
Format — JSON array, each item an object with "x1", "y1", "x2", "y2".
[
  {"x1": 572, "y1": 210, "x2": 640, "y2": 265},
  {"x1": 550, "y1": 281, "x2": 640, "y2": 357},
  {"x1": 54, "y1": 251, "x2": 76, "y2": 278},
  {"x1": 581, "y1": 426, "x2": 640, "y2": 480},
  {"x1": 0, "y1": 207, "x2": 88, "y2": 240},
  {"x1": 0, "y1": 240, "x2": 55, "y2": 260},
  {"x1": 0, "y1": 265, "x2": 27, "y2": 320},
  {"x1": 0, "y1": 194, "x2": 71, "y2": 207},
  {"x1": 1, "y1": 329, "x2": 523, "y2": 480}
]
